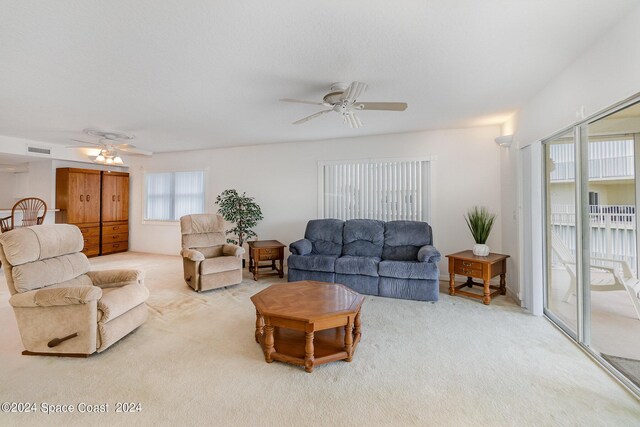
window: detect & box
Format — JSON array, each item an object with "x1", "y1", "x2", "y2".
[
  {"x1": 144, "y1": 171, "x2": 205, "y2": 221},
  {"x1": 318, "y1": 158, "x2": 430, "y2": 221}
]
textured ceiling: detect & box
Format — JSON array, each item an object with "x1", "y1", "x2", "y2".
[{"x1": 0, "y1": 0, "x2": 638, "y2": 152}]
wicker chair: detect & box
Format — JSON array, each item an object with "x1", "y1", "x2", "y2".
[{"x1": 0, "y1": 197, "x2": 47, "y2": 233}]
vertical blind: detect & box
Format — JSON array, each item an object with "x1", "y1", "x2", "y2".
[
  {"x1": 320, "y1": 159, "x2": 429, "y2": 221},
  {"x1": 145, "y1": 171, "x2": 205, "y2": 221}
]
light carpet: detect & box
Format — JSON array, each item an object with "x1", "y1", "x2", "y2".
[{"x1": 0, "y1": 252, "x2": 638, "y2": 426}]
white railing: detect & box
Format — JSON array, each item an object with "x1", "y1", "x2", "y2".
[
  {"x1": 549, "y1": 138, "x2": 634, "y2": 181},
  {"x1": 550, "y1": 204, "x2": 636, "y2": 273}
]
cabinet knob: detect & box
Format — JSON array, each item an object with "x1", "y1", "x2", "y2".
[
  {"x1": 86, "y1": 194, "x2": 90, "y2": 202},
  {"x1": 80, "y1": 195, "x2": 84, "y2": 202}
]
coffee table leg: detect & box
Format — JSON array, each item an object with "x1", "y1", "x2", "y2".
[
  {"x1": 278, "y1": 258, "x2": 284, "y2": 279},
  {"x1": 500, "y1": 272, "x2": 507, "y2": 295},
  {"x1": 264, "y1": 324, "x2": 275, "y2": 362},
  {"x1": 304, "y1": 331, "x2": 314, "y2": 373},
  {"x1": 354, "y1": 311, "x2": 361, "y2": 341},
  {"x1": 344, "y1": 319, "x2": 354, "y2": 362},
  {"x1": 255, "y1": 310, "x2": 264, "y2": 343}
]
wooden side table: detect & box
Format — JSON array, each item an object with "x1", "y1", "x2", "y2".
[
  {"x1": 446, "y1": 250, "x2": 510, "y2": 305},
  {"x1": 247, "y1": 240, "x2": 285, "y2": 281}
]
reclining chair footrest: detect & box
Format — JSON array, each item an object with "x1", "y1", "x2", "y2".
[{"x1": 22, "y1": 350, "x2": 89, "y2": 358}]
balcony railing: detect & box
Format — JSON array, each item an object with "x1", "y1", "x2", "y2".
[
  {"x1": 549, "y1": 138, "x2": 634, "y2": 181},
  {"x1": 550, "y1": 204, "x2": 636, "y2": 273}
]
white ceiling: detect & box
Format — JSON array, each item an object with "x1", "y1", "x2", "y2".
[{"x1": 0, "y1": 1, "x2": 638, "y2": 152}]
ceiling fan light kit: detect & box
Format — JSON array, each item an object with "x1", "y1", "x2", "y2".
[
  {"x1": 280, "y1": 81, "x2": 408, "y2": 128},
  {"x1": 66, "y1": 128, "x2": 153, "y2": 164}
]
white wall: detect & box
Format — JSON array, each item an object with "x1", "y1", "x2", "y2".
[
  {"x1": 513, "y1": 3, "x2": 640, "y2": 313},
  {"x1": 515, "y1": 4, "x2": 640, "y2": 148},
  {"x1": 0, "y1": 172, "x2": 19, "y2": 207},
  {"x1": 129, "y1": 126, "x2": 503, "y2": 277}
]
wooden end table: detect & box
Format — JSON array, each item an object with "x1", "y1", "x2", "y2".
[
  {"x1": 247, "y1": 240, "x2": 285, "y2": 281},
  {"x1": 251, "y1": 281, "x2": 364, "y2": 373},
  {"x1": 446, "y1": 250, "x2": 509, "y2": 305}
]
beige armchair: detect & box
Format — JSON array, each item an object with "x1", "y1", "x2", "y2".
[
  {"x1": 0, "y1": 224, "x2": 149, "y2": 357},
  {"x1": 180, "y1": 214, "x2": 245, "y2": 292}
]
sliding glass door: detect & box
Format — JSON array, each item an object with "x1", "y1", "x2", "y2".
[
  {"x1": 545, "y1": 130, "x2": 579, "y2": 336},
  {"x1": 543, "y1": 99, "x2": 640, "y2": 394}
]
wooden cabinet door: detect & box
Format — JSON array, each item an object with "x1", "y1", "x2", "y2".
[
  {"x1": 84, "y1": 172, "x2": 102, "y2": 223},
  {"x1": 101, "y1": 173, "x2": 118, "y2": 222},
  {"x1": 67, "y1": 172, "x2": 85, "y2": 223},
  {"x1": 116, "y1": 175, "x2": 129, "y2": 221}
]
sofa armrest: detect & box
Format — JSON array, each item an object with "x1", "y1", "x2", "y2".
[
  {"x1": 181, "y1": 248, "x2": 205, "y2": 262},
  {"x1": 223, "y1": 244, "x2": 245, "y2": 257},
  {"x1": 417, "y1": 245, "x2": 441, "y2": 263},
  {"x1": 9, "y1": 286, "x2": 102, "y2": 308},
  {"x1": 87, "y1": 269, "x2": 145, "y2": 289},
  {"x1": 290, "y1": 239, "x2": 312, "y2": 255}
]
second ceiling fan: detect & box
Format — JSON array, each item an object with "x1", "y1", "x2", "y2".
[{"x1": 280, "y1": 81, "x2": 408, "y2": 128}]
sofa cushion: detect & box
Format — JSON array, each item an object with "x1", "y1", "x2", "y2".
[
  {"x1": 0, "y1": 224, "x2": 83, "y2": 266},
  {"x1": 335, "y1": 256, "x2": 380, "y2": 277},
  {"x1": 382, "y1": 221, "x2": 433, "y2": 261},
  {"x1": 12, "y1": 252, "x2": 91, "y2": 293},
  {"x1": 288, "y1": 254, "x2": 338, "y2": 273},
  {"x1": 378, "y1": 260, "x2": 439, "y2": 280},
  {"x1": 305, "y1": 219, "x2": 344, "y2": 256},
  {"x1": 200, "y1": 256, "x2": 241, "y2": 275},
  {"x1": 98, "y1": 283, "x2": 150, "y2": 323},
  {"x1": 342, "y1": 219, "x2": 384, "y2": 258}
]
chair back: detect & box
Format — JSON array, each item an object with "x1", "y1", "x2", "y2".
[
  {"x1": 0, "y1": 197, "x2": 47, "y2": 233},
  {"x1": 180, "y1": 214, "x2": 227, "y2": 257},
  {"x1": 0, "y1": 224, "x2": 89, "y2": 295},
  {"x1": 550, "y1": 231, "x2": 575, "y2": 264}
]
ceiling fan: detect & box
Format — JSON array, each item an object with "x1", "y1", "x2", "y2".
[
  {"x1": 280, "y1": 81, "x2": 408, "y2": 128},
  {"x1": 67, "y1": 128, "x2": 153, "y2": 164}
]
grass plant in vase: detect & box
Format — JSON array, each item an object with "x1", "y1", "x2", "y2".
[{"x1": 464, "y1": 206, "x2": 496, "y2": 257}]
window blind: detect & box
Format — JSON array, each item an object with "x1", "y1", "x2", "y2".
[
  {"x1": 320, "y1": 159, "x2": 429, "y2": 221},
  {"x1": 145, "y1": 170, "x2": 205, "y2": 221}
]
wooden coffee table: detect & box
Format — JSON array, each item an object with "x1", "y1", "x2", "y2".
[{"x1": 251, "y1": 281, "x2": 365, "y2": 373}]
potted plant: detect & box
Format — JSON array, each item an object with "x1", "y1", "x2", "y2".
[
  {"x1": 464, "y1": 206, "x2": 496, "y2": 257},
  {"x1": 215, "y1": 189, "x2": 264, "y2": 265}
]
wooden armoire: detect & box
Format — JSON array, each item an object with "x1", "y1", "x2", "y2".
[{"x1": 56, "y1": 168, "x2": 129, "y2": 257}]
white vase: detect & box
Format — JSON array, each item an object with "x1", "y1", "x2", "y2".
[{"x1": 473, "y1": 243, "x2": 490, "y2": 257}]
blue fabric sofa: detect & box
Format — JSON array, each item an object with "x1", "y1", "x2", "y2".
[{"x1": 288, "y1": 219, "x2": 441, "y2": 301}]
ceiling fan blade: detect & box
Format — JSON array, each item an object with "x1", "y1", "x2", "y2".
[
  {"x1": 355, "y1": 102, "x2": 408, "y2": 111},
  {"x1": 66, "y1": 144, "x2": 103, "y2": 149},
  {"x1": 70, "y1": 139, "x2": 102, "y2": 146},
  {"x1": 292, "y1": 109, "x2": 332, "y2": 125},
  {"x1": 117, "y1": 144, "x2": 153, "y2": 156},
  {"x1": 344, "y1": 112, "x2": 363, "y2": 129},
  {"x1": 340, "y1": 81, "x2": 368, "y2": 102},
  {"x1": 280, "y1": 98, "x2": 324, "y2": 106}
]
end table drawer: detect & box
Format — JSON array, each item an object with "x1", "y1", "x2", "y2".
[
  {"x1": 258, "y1": 248, "x2": 281, "y2": 261},
  {"x1": 454, "y1": 259, "x2": 483, "y2": 271},
  {"x1": 454, "y1": 265, "x2": 483, "y2": 278}
]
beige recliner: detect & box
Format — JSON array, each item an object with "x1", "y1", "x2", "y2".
[
  {"x1": 180, "y1": 214, "x2": 245, "y2": 292},
  {"x1": 0, "y1": 224, "x2": 149, "y2": 356}
]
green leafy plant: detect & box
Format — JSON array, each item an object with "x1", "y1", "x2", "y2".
[
  {"x1": 215, "y1": 189, "x2": 263, "y2": 247},
  {"x1": 464, "y1": 206, "x2": 496, "y2": 244}
]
